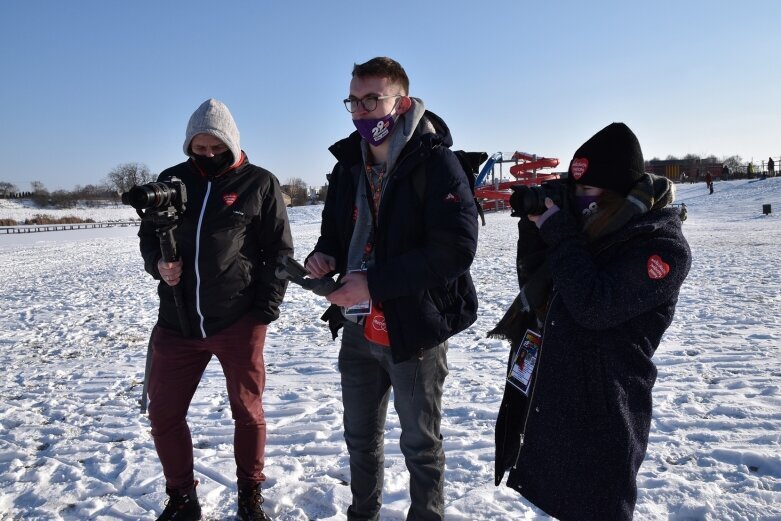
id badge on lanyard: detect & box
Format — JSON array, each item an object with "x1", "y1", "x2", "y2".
[
  {"x1": 507, "y1": 329, "x2": 542, "y2": 395},
  {"x1": 344, "y1": 268, "x2": 371, "y2": 316}
]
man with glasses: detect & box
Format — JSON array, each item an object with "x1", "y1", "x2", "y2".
[{"x1": 306, "y1": 57, "x2": 478, "y2": 521}]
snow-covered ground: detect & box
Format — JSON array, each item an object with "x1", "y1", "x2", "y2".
[{"x1": 0, "y1": 178, "x2": 779, "y2": 520}]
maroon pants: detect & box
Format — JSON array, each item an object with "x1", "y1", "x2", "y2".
[{"x1": 147, "y1": 313, "x2": 268, "y2": 490}]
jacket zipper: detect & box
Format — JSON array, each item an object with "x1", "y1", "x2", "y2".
[
  {"x1": 512, "y1": 291, "x2": 557, "y2": 469},
  {"x1": 194, "y1": 181, "x2": 212, "y2": 338}
]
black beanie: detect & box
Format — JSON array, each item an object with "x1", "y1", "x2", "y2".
[{"x1": 568, "y1": 122, "x2": 645, "y2": 196}]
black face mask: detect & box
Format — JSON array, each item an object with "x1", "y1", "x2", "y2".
[{"x1": 193, "y1": 150, "x2": 234, "y2": 177}]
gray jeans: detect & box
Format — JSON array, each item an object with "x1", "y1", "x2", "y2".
[{"x1": 338, "y1": 322, "x2": 449, "y2": 521}]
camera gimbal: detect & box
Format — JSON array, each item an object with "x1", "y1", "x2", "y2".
[{"x1": 275, "y1": 255, "x2": 341, "y2": 296}]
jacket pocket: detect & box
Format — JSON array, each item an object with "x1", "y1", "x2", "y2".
[{"x1": 427, "y1": 284, "x2": 456, "y2": 313}]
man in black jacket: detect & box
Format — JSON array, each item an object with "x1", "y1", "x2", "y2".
[
  {"x1": 306, "y1": 57, "x2": 478, "y2": 521},
  {"x1": 138, "y1": 98, "x2": 293, "y2": 521}
]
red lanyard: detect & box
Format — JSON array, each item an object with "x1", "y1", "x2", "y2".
[
  {"x1": 363, "y1": 163, "x2": 386, "y2": 268},
  {"x1": 365, "y1": 163, "x2": 385, "y2": 219}
]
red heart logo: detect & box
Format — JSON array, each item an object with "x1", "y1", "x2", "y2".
[
  {"x1": 571, "y1": 158, "x2": 589, "y2": 180},
  {"x1": 647, "y1": 254, "x2": 670, "y2": 279},
  {"x1": 223, "y1": 193, "x2": 238, "y2": 206}
]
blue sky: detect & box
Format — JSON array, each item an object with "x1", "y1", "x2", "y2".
[{"x1": 1, "y1": 0, "x2": 778, "y2": 191}]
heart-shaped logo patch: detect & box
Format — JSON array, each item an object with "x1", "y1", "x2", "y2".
[
  {"x1": 223, "y1": 193, "x2": 238, "y2": 206},
  {"x1": 647, "y1": 254, "x2": 670, "y2": 280},
  {"x1": 570, "y1": 158, "x2": 589, "y2": 180}
]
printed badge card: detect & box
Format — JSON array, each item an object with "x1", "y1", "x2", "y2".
[{"x1": 507, "y1": 329, "x2": 542, "y2": 395}]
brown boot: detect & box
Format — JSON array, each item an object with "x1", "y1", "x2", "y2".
[
  {"x1": 237, "y1": 482, "x2": 271, "y2": 520},
  {"x1": 156, "y1": 481, "x2": 201, "y2": 520}
]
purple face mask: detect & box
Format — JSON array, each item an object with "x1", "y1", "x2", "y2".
[
  {"x1": 353, "y1": 112, "x2": 397, "y2": 146},
  {"x1": 576, "y1": 195, "x2": 600, "y2": 217}
]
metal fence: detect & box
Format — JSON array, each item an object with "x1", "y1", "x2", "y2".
[{"x1": 0, "y1": 221, "x2": 139, "y2": 234}]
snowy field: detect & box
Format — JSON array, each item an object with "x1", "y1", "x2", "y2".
[
  {"x1": 0, "y1": 178, "x2": 779, "y2": 520},
  {"x1": 0, "y1": 199, "x2": 139, "y2": 224}
]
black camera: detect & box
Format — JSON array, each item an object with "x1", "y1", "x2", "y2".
[
  {"x1": 121, "y1": 177, "x2": 187, "y2": 212},
  {"x1": 509, "y1": 179, "x2": 570, "y2": 216}
]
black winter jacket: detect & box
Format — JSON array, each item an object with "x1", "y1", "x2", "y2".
[
  {"x1": 139, "y1": 155, "x2": 293, "y2": 337},
  {"x1": 312, "y1": 111, "x2": 478, "y2": 363},
  {"x1": 495, "y1": 206, "x2": 691, "y2": 520}
]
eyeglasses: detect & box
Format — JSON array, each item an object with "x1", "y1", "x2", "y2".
[{"x1": 343, "y1": 95, "x2": 401, "y2": 113}]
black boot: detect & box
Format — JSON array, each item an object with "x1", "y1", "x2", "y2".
[
  {"x1": 237, "y1": 482, "x2": 271, "y2": 521},
  {"x1": 156, "y1": 481, "x2": 202, "y2": 520}
]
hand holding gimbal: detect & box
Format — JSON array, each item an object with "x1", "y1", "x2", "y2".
[
  {"x1": 121, "y1": 177, "x2": 190, "y2": 413},
  {"x1": 275, "y1": 255, "x2": 341, "y2": 296},
  {"x1": 121, "y1": 177, "x2": 191, "y2": 337}
]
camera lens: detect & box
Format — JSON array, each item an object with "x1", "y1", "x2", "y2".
[
  {"x1": 122, "y1": 182, "x2": 176, "y2": 210},
  {"x1": 510, "y1": 185, "x2": 548, "y2": 216}
]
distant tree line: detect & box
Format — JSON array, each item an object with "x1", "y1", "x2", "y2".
[
  {"x1": 4, "y1": 152, "x2": 775, "y2": 208},
  {"x1": 648, "y1": 154, "x2": 743, "y2": 170},
  {"x1": 0, "y1": 180, "x2": 118, "y2": 208},
  {"x1": 647, "y1": 154, "x2": 779, "y2": 180},
  {"x1": 1, "y1": 162, "x2": 329, "y2": 208}
]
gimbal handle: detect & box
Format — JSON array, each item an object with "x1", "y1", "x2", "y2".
[{"x1": 148, "y1": 209, "x2": 191, "y2": 338}]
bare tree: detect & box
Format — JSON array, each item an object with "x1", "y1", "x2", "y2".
[
  {"x1": 30, "y1": 180, "x2": 48, "y2": 194},
  {"x1": 28, "y1": 180, "x2": 50, "y2": 206},
  {"x1": 73, "y1": 183, "x2": 113, "y2": 201},
  {"x1": 106, "y1": 163, "x2": 155, "y2": 194},
  {"x1": 721, "y1": 155, "x2": 742, "y2": 171},
  {"x1": 0, "y1": 181, "x2": 17, "y2": 197},
  {"x1": 48, "y1": 189, "x2": 75, "y2": 208},
  {"x1": 281, "y1": 177, "x2": 309, "y2": 206}
]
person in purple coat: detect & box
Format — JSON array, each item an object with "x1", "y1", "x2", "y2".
[{"x1": 493, "y1": 122, "x2": 692, "y2": 520}]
